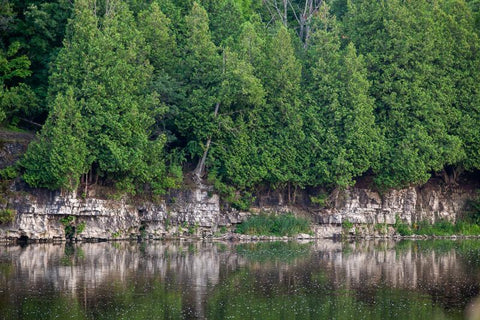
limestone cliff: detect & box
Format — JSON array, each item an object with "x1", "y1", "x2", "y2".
[{"x1": 0, "y1": 178, "x2": 477, "y2": 241}]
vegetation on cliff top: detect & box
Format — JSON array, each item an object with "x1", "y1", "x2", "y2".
[{"x1": 0, "y1": 0, "x2": 479, "y2": 199}]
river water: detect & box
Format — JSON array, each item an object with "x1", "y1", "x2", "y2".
[{"x1": 0, "y1": 240, "x2": 479, "y2": 319}]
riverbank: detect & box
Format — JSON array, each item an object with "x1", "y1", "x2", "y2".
[
  {"x1": 0, "y1": 177, "x2": 479, "y2": 243},
  {"x1": 3, "y1": 224, "x2": 480, "y2": 244}
]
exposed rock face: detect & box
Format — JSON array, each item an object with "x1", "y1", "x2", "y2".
[
  {"x1": 319, "y1": 180, "x2": 476, "y2": 225},
  {"x1": 0, "y1": 177, "x2": 477, "y2": 241},
  {"x1": 1, "y1": 184, "x2": 223, "y2": 241}
]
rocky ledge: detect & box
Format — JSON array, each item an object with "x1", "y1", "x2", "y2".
[{"x1": 0, "y1": 176, "x2": 478, "y2": 242}]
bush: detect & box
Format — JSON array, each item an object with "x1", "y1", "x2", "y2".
[
  {"x1": 394, "y1": 215, "x2": 413, "y2": 236},
  {"x1": 455, "y1": 221, "x2": 480, "y2": 235},
  {"x1": 375, "y1": 223, "x2": 387, "y2": 235},
  {"x1": 0, "y1": 166, "x2": 18, "y2": 180},
  {"x1": 59, "y1": 215, "x2": 86, "y2": 239},
  {"x1": 414, "y1": 220, "x2": 454, "y2": 236},
  {"x1": 310, "y1": 193, "x2": 328, "y2": 207},
  {"x1": 76, "y1": 221, "x2": 86, "y2": 234},
  {"x1": 466, "y1": 194, "x2": 480, "y2": 224},
  {"x1": 236, "y1": 213, "x2": 311, "y2": 236},
  {"x1": 207, "y1": 172, "x2": 255, "y2": 211},
  {"x1": 0, "y1": 209, "x2": 15, "y2": 224},
  {"x1": 342, "y1": 220, "x2": 354, "y2": 230}
]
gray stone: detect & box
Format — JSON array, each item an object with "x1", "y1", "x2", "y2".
[{"x1": 0, "y1": 177, "x2": 476, "y2": 241}]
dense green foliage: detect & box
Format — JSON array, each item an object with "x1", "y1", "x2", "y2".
[
  {"x1": 22, "y1": 0, "x2": 180, "y2": 193},
  {"x1": 1, "y1": 0, "x2": 479, "y2": 196}
]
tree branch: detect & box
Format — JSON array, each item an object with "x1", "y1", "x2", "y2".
[{"x1": 18, "y1": 117, "x2": 42, "y2": 128}]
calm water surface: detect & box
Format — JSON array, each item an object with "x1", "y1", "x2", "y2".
[{"x1": 1, "y1": 240, "x2": 480, "y2": 319}]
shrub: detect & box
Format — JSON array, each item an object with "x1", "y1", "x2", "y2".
[
  {"x1": 188, "y1": 223, "x2": 199, "y2": 235},
  {"x1": 415, "y1": 220, "x2": 455, "y2": 236},
  {"x1": 76, "y1": 221, "x2": 86, "y2": 234},
  {"x1": 0, "y1": 166, "x2": 18, "y2": 180},
  {"x1": 466, "y1": 194, "x2": 480, "y2": 224},
  {"x1": 342, "y1": 220, "x2": 354, "y2": 230},
  {"x1": 394, "y1": 215, "x2": 413, "y2": 236},
  {"x1": 375, "y1": 223, "x2": 387, "y2": 235},
  {"x1": 310, "y1": 193, "x2": 328, "y2": 207},
  {"x1": 455, "y1": 221, "x2": 480, "y2": 235},
  {"x1": 0, "y1": 209, "x2": 15, "y2": 224},
  {"x1": 59, "y1": 215, "x2": 86, "y2": 239},
  {"x1": 207, "y1": 172, "x2": 254, "y2": 211}
]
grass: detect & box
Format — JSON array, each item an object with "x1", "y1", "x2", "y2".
[
  {"x1": 394, "y1": 214, "x2": 480, "y2": 237},
  {"x1": 413, "y1": 219, "x2": 480, "y2": 236},
  {"x1": 375, "y1": 223, "x2": 387, "y2": 235},
  {"x1": 235, "y1": 213, "x2": 311, "y2": 236}
]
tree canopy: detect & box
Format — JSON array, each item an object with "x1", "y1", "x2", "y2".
[{"x1": 0, "y1": 0, "x2": 477, "y2": 198}]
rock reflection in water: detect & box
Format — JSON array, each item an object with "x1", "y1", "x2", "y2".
[{"x1": 0, "y1": 240, "x2": 478, "y2": 319}]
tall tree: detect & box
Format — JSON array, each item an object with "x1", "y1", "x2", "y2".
[
  {"x1": 137, "y1": 1, "x2": 179, "y2": 142},
  {"x1": 23, "y1": 0, "x2": 172, "y2": 194},
  {"x1": 437, "y1": 0, "x2": 480, "y2": 180},
  {"x1": 201, "y1": 0, "x2": 245, "y2": 46},
  {"x1": 0, "y1": 0, "x2": 73, "y2": 122},
  {"x1": 262, "y1": 0, "x2": 323, "y2": 45},
  {"x1": 138, "y1": 2, "x2": 177, "y2": 73},
  {"x1": 0, "y1": 1, "x2": 38, "y2": 125},
  {"x1": 258, "y1": 23, "x2": 305, "y2": 191},
  {"x1": 344, "y1": 0, "x2": 466, "y2": 187},
  {"x1": 304, "y1": 5, "x2": 380, "y2": 187},
  {"x1": 208, "y1": 48, "x2": 266, "y2": 190},
  {"x1": 22, "y1": 88, "x2": 87, "y2": 190},
  {"x1": 203, "y1": 19, "x2": 268, "y2": 192},
  {"x1": 176, "y1": 2, "x2": 221, "y2": 179}
]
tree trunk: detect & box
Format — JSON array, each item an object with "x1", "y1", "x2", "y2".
[
  {"x1": 293, "y1": 185, "x2": 297, "y2": 204},
  {"x1": 193, "y1": 102, "x2": 221, "y2": 181},
  {"x1": 288, "y1": 182, "x2": 291, "y2": 203},
  {"x1": 18, "y1": 117, "x2": 42, "y2": 128},
  {"x1": 440, "y1": 166, "x2": 464, "y2": 186},
  {"x1": 193, "y1": 50, "x2": 226, "y2": 183},
  {"x1": 84, "y1": 172, "x2": 88, "y2": 197}
]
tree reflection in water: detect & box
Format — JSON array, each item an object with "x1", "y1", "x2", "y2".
[{"x1": 0, "y1": 240, "x2": 478, "y2": 319}]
